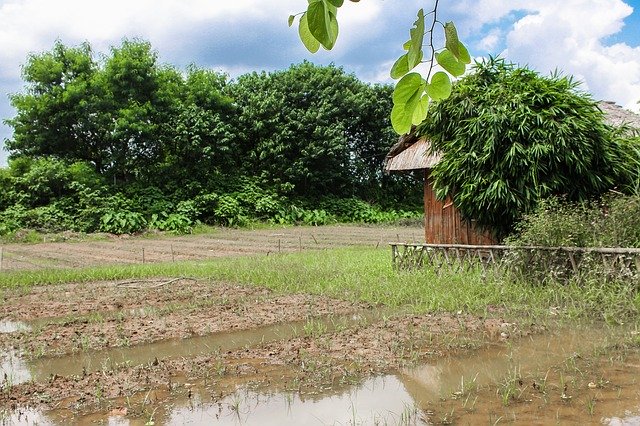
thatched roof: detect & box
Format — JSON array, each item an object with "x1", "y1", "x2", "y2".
[
  {"x1": 384, "y1": 100, "x2": 640, "y2": 173},
  {"x1": 598, "y1": 101, "x2": 640, "y2": 133},
  {"x1": 384, "y1": 136, "x2": 440, "y2": 172}
]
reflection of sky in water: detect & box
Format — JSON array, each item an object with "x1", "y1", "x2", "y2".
[
  {"x1": 0, "y1": 407, "x2": 53, "y2": 426},
  {"x1": 169, "y1": 375, "x2": 416, "y2": 425},
  {"x1": 0, "y1": 350, "x2": 31, "y2": 385},
  {"x1": 604, "y1": 412, "x2": 640, "y2": 426},
  {"x1": 0, "y1": 320, "x2": 30, "y2": 334}
]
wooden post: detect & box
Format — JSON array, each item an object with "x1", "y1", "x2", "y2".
[
  {"x1": 0, "y1": 247, "x2": 3, "y2": 272},
  {"x1": 278, "y1": 239, "x2": 281, "y2": 253},
  {"x1": 391, "y1": 244, "x2": 397, "y2": 270},
  {"x1": 299, "y1": 236, "x2": 302, "y2": 252},
  {"x1": 171, "y1": 245, "x2": 175, "y2": 262},
  {"x1": 142, "y1": 248, "x2": 145, "y2": 264}
]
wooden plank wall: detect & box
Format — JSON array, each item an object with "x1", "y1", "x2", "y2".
[{"x1": 424, "y1": 170, "x2": 496, "y2": 245}]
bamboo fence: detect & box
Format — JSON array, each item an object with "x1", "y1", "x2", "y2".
[{"x1": 390, "y1": 242, "x2": 640, "y2": 281}]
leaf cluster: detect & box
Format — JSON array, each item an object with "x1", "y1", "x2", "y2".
[
  {"x1": 418, "y1": 58, "x2": 634, "y2": 238},
  {"x1": 1, "y1": 41, "x2": 424, "y2": 237}
]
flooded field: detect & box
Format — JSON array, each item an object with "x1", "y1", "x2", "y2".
[
  {"x1": 0, "y1": 226, "x2": 639, "y2": 424},
  {"x1": 0, "y1": 274, "x2": 637, "y2": 424}
]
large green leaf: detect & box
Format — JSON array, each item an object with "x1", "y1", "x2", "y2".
[
  {"x1": 327, "y1": 11, "x2": 339, "y2": 49},
  {"x1": 391, "y1": 72, "x2": 425, "y2": 134},
  {"x1": 457, "y1": 41, "x2": 471, "y2": 64},
  {"x1": 391, "y1": 51, "x2": 423, "y2": 80},
  {"x1": 326, "y1": 0, "x2": 343, "y2": 6},
  {"x1": 390, "y1": 54, "x2": 409, "y2": 79},
  {"x1": 412, "y1": 95, "x2": 430, "y2": 125},
  {"x1": 426, "y1": 71, "x2": 452, "y2": 100},
  {"x1": 436, "y1": 49, "x2": 465, "y2": 77},
  {"x1": 307, "y1": 0, "x2": 338, "y2": 50},
  {"x1": 407, "y1": 9, "x2": 425, "y2": 70},
  {"x1": 444, "y1": 21, "x2": 460, "y2": 60},
  {"x1": 299, "y1": 13, "x2": 320, "y2": 53}
]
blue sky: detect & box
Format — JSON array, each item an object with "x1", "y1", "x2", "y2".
[{"x1": 0, "y1": 0, "x2": 639, "y2": 166}]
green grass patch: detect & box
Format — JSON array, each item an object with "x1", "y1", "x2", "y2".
[{"x1": 0, "y1": 247, "x2": 638, "y2": 321}]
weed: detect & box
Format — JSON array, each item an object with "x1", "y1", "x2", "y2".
[
  {"x1": 303, "y1": 318, "x2": 328, "y2": 338},
  {"x1": 0, "y1": 246, "x2": 638, "y2": 323},
  {"x1": 497, "y1": 365, "x2": 522, "y2": 406},
  {"x1": 585, "y1": 395, "x2": 596, "y2": 415}
]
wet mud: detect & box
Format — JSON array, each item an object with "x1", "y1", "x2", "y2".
[{"x1": 0, "y1": 276, "x2": 638, "y2": 425}]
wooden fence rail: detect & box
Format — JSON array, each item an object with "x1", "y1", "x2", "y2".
[{"x1": 390, "y1": 243, "x2": 640, "y2": 281}]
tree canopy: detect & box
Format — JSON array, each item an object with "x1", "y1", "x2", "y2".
[
  {"x1": 231, "y1": 61, "x2": 398, "y2": 199},
  {"x1": 0, "y1": 40, "x2": 422, "y2": 235},
  {"x1": 417, "y1": 58, "x2": 635, "y2": 238}
]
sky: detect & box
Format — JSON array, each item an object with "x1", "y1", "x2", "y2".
[{"x1": 0, "y1": 0, "x2": 639, "y2": 166}]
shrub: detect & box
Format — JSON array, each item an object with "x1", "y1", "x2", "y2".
[
  {"x1": 100, "y1": 211, "x2": 147, "y2": 234},
  {"x1": 214, "y1": 195, "x2": 247, "y2": 227},
  {"x1": 419, "y1": 58, "x2": 632, "y2": 238},
  {"x1": 508, "y1": 194, "x2": 640, "y2": 248}
]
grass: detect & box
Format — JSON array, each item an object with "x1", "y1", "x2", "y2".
[{"x1": 0, "y1": 247, "x2": 638, "y2": 321}]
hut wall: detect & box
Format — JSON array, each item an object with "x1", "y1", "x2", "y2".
[{"x1": 424, "y1": 170, "x2": 496, "y2": 245}]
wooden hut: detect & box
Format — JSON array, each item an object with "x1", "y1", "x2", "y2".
[
  {"x1": 384, "y1": 101, "x2": 640, "y2": 245},
  {"x1": 384, "y1": 133, "x2": 496, "y2": 245}
]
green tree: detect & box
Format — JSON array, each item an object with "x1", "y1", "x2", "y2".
[
  {"x1": 159, "y1": 66, "x2": 236, "y2": 191},
  {"x1": 417, "y1": 58, "x2": 632, "y2": 238},
  {"x1": 97, "y1": 40, "x2": 184, "y2": 182},
  {"x1": 5, "y1": 40, "x2": 186, "y2": 183},
  {"x1": 6, "y1": 42, "x2": 102, "y2": 164},
  {"x1": 231, "y1": 62, "x2": 399, "y2": 198}
]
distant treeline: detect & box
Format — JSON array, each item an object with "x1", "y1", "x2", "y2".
[{"x1": 0, "y1": 40, "x2": 422, "y2": 235}]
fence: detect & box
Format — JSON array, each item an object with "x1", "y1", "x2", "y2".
[{"x1": 390, "y1": 243, "x2": 640, "y2": 281}]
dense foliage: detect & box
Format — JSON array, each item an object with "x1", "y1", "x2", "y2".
[
  {"x1": 507, "y1": 195, "x2": 640, "y2": 249},
  {"x1": 0, "y1": 40, "x2": 422, "y2": 236},
  {"x1": 418, "y1": 58, "x2": 637, "y2": 238}
]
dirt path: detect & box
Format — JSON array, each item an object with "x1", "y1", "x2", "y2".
[{"x1": 0, "y1": 225, "x2": 424, "y2": 271}]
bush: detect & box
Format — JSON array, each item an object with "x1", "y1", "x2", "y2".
[
  {"x1": 214, "y1": 195, "x2": 247, "y2": 227},
  {"x1": 419, "y1": 58, "x2": 632, "y2": 238},
  {"x1": 508, "y1": 194, "x2": 640, "y2": 248},
  {"x1": 320, "y1": 197, "x2": 420, "y2": 224},
  {"x1": 100, "y1": 210, "x2": 147, "y2": 234},
  {"x1": 272, "y1": 205, "x2": 335, "y2": 226}
]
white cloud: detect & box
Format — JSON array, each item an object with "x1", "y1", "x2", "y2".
[
  {"x1": 477, "y1": 28, "x2": 502, "y2": 51},
  {"x1": 0, "y1": 0, "x2": 389, "y2": 165},
  {"x1": 460, "y1": 0, "x2": 640, "y2": 112}
]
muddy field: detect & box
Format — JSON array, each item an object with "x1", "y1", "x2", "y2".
[
  {"x1": 0, "y1": 226, "x2": 639, "y2": 424},
  {"x1": 0, "y1": 225, "x2": 424, "y2": 271},
  {"x1": 0, "y1": 275, "x2": 521, "y2": 423}
]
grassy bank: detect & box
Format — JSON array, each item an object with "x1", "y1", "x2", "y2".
[{"x1": 0, "y1": 247, "x2": 638, "y2": 322}]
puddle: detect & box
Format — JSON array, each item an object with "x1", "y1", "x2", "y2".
[
  {"x1": 400, "y1": 325, "x2": 625, "y2": 403},
  {"x1": 0, "y1": 319, "x2": 30, "y2": 333},
  {"x1": 23, "y1": 311, "x2": 379, "y2": 383},
  {"x1": 0, "y1": 350, "x2": 32, "y2": 386},
  {"x1": 4, "y1": 323, "x2": 640, "y2": 424},
  {"x1": 31, "y1": 325, "x2": 640, "y2": 425},
  {"x1": 0, "y1": 407, "x2": 53, "y2": 426},
  {"x1": 169, "y1": 375, "x2": 418, "y2": 425}
]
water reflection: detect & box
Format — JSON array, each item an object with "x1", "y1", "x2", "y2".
[
  {"x1": 0, "y1": 319, "x2": 30, "y2": 333},
  {"x1": 0, "y1": 350, "x2": 31, "y2": 386},
  {"x1": 169, "y1": 376, "x2": 416, "y2": 425}
]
